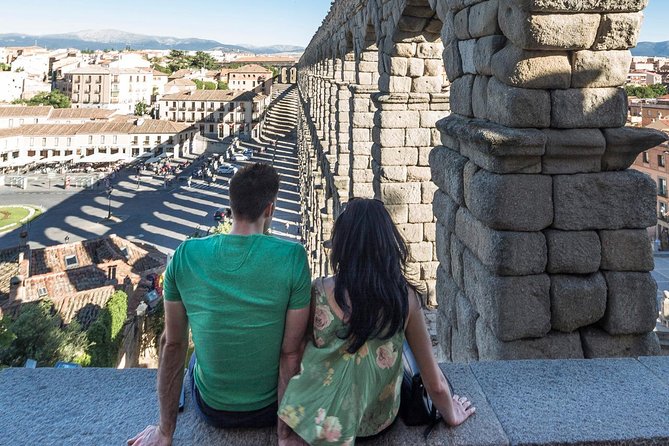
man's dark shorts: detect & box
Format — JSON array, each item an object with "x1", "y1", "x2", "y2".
[{"x1": 187, "y1": 354, "x2": 277, "y2": 428}]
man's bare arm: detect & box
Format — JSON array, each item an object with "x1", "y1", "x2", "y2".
[
  {"x1": 277, "y1": 307, "x2": 310, "y2": 439},
  {"x1": 128, "y1": 300, "x2": 189, "y2": 446},
  {"x1": 158, "y1": 300, "x2": 189, "y2": 437}
]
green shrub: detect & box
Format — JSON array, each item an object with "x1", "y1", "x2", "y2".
[{"x1": 87, "y1": 290, "x2": 128, "y2": 367}]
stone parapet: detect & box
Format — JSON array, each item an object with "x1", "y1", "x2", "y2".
[{"x1": 2, "y1": 358, "x2": 669, "y2": 445}]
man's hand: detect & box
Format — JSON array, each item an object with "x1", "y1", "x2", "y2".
[{"x1": 127, "y1": 425, "x2": 172, "y2": 446}]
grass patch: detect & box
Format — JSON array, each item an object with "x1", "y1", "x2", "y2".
[{"x1": 0, "y1": 205, "x2": 42, "y2": 233}]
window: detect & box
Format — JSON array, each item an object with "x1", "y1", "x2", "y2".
[
  {"x1": 144, "y1": 136, "x2": 150, "y2": 144},
  {"x1": 209, "y1": 125, "x2": 214, "y2": 133},
  {"x1": 120, "y1": 246, "x2": 129, "y2": 258},
  {"x1": 37, "y1": 287, "x2": 48, "y2": 298},
  {"x1": 64, "y1": 255, "x2": 78, "y2": 268},
  {"x1": 661, "y1": 202, "x2": 667, "y2": 217},
  {"x1": 19, "y1": 119, "x2": 24, "y2": 125},
  {"x1": 54, "y1": 137, "x2": 59, "y2": 147},
  {"x1": 67, "y1": 137, "x2": 72, "y2": 147},
  {"x1": 659, "y1": 178, "x2": 668, "y2": 196},
  {"x1": 156, "y1": 136, "x2": 161, "y2": 144},
  {"x1": 643, "y1": 152, "x2": 650, "y2": 163},
  {"x1": 659, "y1": 154, "x2": 666, "y2": 167},
  {"x1": 42, "y1": 138, "x2": 47, "y2": 146},
  {"x1": 107, "y1": 265, "x2": 117, "y2": 281},
  {"x1": 101, "y1": 135, "x2": 106, "y2": 144},
  {"x1": 88, "y1": 135, "x2": 93, "y2": 144},
  {"x1": 113, "y1": 135, "x2": 118, "y2": 144},
  {"x1": 29, "y1": 137, "x2": 34, "y2": 146},
  {"x1": 8, "y1": 119, "x2": 12, "y2": 127}
]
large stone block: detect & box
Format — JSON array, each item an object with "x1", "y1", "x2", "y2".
[
  {"x1": 412, "y1": 76, "x2": 443, "y2": 93},
  {"x1": 476, "y1": 318, "x2": 584, "y2": 360},
  {"x1": 580, "y1": 326, "x2": 660, "y2": 358},
  {"x1": 417, "y1": 42, "x2": 443, "y2": 59},
  {"x1": 380, "y1": 182, "x2": 422, "y2": 204},
  {"x1": 465, "y1": 168, "x2": 553, "y2": 231},
  {"x1": 601, "y1": 271, "x2": 658, "y2": 335},
  {"x1": 571, "y1": 50, "x2": 632, "y2": 88},
  {"x1": 459, "y1": 39, "x2": 477, "y2": 74},
  {"x1": 550, "y1": 87, "x2": 627, "y2": 128},
  {"x1": 593, "y1": 13, "x2": 643, "y2": 50},
  {"x1": 464, "y1": 251, "x2": 551, "y2": 341},
  {"x1": 491, "y1": 43, "x2": 571, "y2": 89},
  {"x1": 435, "y1": 221, "x2": 451, "y2": 269},
  {"x1": 377, "y1": 110, "x2": 420, "y2": 128},
  {"x1": 474, "y1": 35, "x2": 507, "y2": 76},
  {"x1": 541, "y1": 128, "x2": 605, "y2": 174},
  {"x1": 449, "y1": 74, "x2": 475, "y2": 117},
  {"x1": 600, "y1": 229, "x2": 654, "y2": 272},
  {"x1": 505, "y1": 0, "x2": 648, "y2": 13},
  {"x1": 468, "y1": 0, "x2": 501, "y2": 37},
  {"x1": 452, "y1": 291, "x2": 480, "y2": 362},
  {"x1": 545, "y1": 229, "x2": 601, "y2": 274},
  {"x1": 405, "y1": 128, "x2": 432, "y2": 147},
  {"x1": 455, "y1": 207, "x2": 547, "y2": 276},
  {"x1": 378, "y1": 147, "x2": 419, "y2": 166},
  {"x1": 552, "y1": 170, "x2": 656, "y2": 230},
  {"x1": 550, "y1": 273, "x2": 607, "y2": 333},
  {"x1": 407, "y1": 57, "x2": 425, "y2": 77},
  {"x1": 451, "y1": 237, "x2": 466, "y2": 290},
  {"x1": 429, "y1": 146, "x2": 468, "y2": 205},
  {"x1": 437, "y1": 115, "x2": 546, "y2": 174},
  {"x1": 486, "y1": 77, "x2": 551, "y2": 128},
  {"x1": 498, "y1": 1, "x2": 600, "y2": 50},
  {"x1": 443, "y1": 43, "x2": 464, "y2": 81},
  {"x1": 601, "y1": 126, "x2": 668, "y2": 171},
  {"x1": 433, "y1": 189, "x2": 459, "y2": 233},
  {"x1": 472, "y1": 75, "x2": 490, "y2": 119},
  {"x1": 379, "y1": 74, "x2": 412, "y2": 93},
  {"x1": 376, "y1": 128, "x2": 405, "y2": 147},
  {"x1": 454, "y1": 7, "x2": 471, "y2": 40}
]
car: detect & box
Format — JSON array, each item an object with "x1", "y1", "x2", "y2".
[
  {"x1": 217, "y1": 163, "x2": 238, "y2": 174},
  {"x1": 232, "y1": 153, "x2": 250, "y2": 162}
]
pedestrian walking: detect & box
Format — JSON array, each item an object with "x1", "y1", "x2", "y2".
[{"x1": 187, "y1": 176, "x2": 192, "y2": 188}]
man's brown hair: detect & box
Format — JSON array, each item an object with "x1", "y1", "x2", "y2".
[{"x1": 229, "y1": 162, "x2": 280, "y2": 221}]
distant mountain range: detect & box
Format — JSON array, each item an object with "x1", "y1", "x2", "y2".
[
  {"x1": 632, "y1": 41, "x2": 669, "y2": 57},
  {"x1": 0, "y1": 29, "x2": 304, "y2": 54}
]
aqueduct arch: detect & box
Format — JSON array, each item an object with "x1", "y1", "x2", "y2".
[{"x1": 297, "y1": 0, "x2": 666, "y2": 361}]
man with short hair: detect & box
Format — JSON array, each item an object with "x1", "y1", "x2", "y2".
[{"x1": 128, "y1": 163, "x2": 311, "y2": 446}]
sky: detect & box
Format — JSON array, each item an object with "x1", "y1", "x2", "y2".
[
  {"x1": 0, "y1": 0, "x2": 667, "y2": 47},
  {"x1": 0, "y1": 0, "x2": 333, "y2": 47}
]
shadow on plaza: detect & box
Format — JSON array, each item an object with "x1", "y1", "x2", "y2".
[{"x1": 0, "y1": 135, "x2": 300, "y2": 255}]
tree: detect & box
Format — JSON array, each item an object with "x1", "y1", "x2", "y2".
[
  {"x1": 191, "y1": 51, "x2": 219, "y2": 70},
  {"x1": 625, "y1": 83, "x2": 668, "y2": 99},
  {"x1": 151, "y1": 63, "x2": 172, "y2": 75},
  {"x1": 0, "y1": 301, "x2": 89, "y2": 367},
  {"x1": 167, "y1": 50, "x2": 191, "y2": 72},
  {"x1": 15, "y1": 91, "x2": 72, "y2": 108},
  {"x1": 0, "y1": 63, "x2": 10, "y2": 72},
  {"x1": 135, "y1": 100, "x2": 148, "y2": 116},
  {"x1": 0, "y1": 317, "x2": 15, "y2": 351},
  {"x1": 217, "y1": 81, "x2": 228, "y2": 90},
  {"x1": 203, "y1": 81, "x2": 217, "y2": 90},
  {"x1": 87, "y1": 290, "x2": 128, "y2": 367}
]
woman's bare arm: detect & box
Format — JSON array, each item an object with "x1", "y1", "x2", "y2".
[{"x1": 404, "y1": 290, "x2": 476, "y2": 426}]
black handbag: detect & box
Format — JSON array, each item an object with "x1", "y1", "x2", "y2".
[{"x1": 398, "y1": 340, "x2": 451, "y2": 438}]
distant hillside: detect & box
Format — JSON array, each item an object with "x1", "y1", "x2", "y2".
[
  {"x1": 0, "y1": 29, "x2": 304, "y2": 54},
  {"x1": 632, "y1": 41, "x2": 669, "y2": 57}
]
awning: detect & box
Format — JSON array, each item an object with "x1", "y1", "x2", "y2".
[
  {"x1": 0, "y1": 156, "x2": 39, "y2": 168},
  {"x1": 74, "y1": 153, "x2": 128, "y2": 164},
  {"x1": 35, "y1": 155, "x2": 78, "y2": 165}
]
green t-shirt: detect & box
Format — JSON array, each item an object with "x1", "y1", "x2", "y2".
[{"x1": 163, "y1": 233, "x2": 311, "y2": 411}]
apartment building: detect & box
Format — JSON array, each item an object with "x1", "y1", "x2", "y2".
[
  {"x1": 0, "y1": 119, "x2": 196, "y2": 169},
  {"x1": 0, "y1": 72, "x2": 28, "y2": 103},
  {"x1": 632, "y1": 120, "x2": 669, "y2": 243},
  {"x1": 227, "y1": 64, "x2": 273, "y2": 95},
  {"x1": 629, "y1": 97, "x2": 669, "y2": 127},
  {"x1": 157, "y1": 90, "x2": 269, "y2": 139},
  {"x1": 60, "y1": 66, "x2": 154, "y2": 114},
  {"x1": 0, "y1": 106, "x2": 114, "y2": 129}
]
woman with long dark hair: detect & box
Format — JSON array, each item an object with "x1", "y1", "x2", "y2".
[{"x1": 278, "y1": 199, "x2": 475, "y2": 445}]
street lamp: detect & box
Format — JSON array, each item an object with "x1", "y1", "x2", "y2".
[{"x1": 106, "y1": 186, "x2": 113, "y2": 219}]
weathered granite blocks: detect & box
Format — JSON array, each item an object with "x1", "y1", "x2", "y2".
[
  {"x1": 550, "y1": 273, "x2": 607, "y2": 333},
  {"x1": 601, "y1": 272, "x2": 658, "y2": 335}
]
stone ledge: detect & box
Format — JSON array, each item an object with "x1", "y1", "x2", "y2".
[{"x1": 1, "y1": 357, "x2": 668, "y2": 445}]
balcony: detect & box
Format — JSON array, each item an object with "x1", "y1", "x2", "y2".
[{"x1": 1, "y1": 357, "x2": 668, "y2": 445}]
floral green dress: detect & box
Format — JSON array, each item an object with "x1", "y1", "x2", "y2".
[{"x1": 278, "y1": 279, "x2": 404, "y2": 445}]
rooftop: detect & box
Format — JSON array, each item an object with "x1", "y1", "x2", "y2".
[
  {"x1": 160, "y1": 89, "x2": 261, "y2": 102},
  {"x1": 0, "y1": 119, "x2": 191, "y2": 137},
  {"x1": 0, "y1": 106, "x2": 53, "y2": 118},
  {"x1": 1, "y1": 356, "x2": 667, "y2": 445}
]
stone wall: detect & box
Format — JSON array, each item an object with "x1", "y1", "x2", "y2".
[{"x1": 297, "y1": 0, "x2": 667, "y2": 360}]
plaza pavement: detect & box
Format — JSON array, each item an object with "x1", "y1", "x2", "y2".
[{"x1": 0, "y1": 137, "x2": 301, "y2": 255}]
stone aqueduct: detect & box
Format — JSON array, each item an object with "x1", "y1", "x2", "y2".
[{"x1": 294, "y1": 0, "x2": 668, "y2": 362}]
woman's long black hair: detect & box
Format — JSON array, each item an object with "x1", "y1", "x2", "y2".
[{"x1": 330, "y1": 198, "x2": 416, "y2": 353}]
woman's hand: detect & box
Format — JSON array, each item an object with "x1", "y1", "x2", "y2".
[{"x1": 444, "y1": 394, "x2": 476, "y2": 427}]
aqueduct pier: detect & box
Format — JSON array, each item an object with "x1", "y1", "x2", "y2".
[{"x1": 295, "y1": 0, "x2": 668, "y2": 361}]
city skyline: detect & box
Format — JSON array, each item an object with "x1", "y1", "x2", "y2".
[{"x1": 0, "y1": 0, "x2": 667, "y2": 48}]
